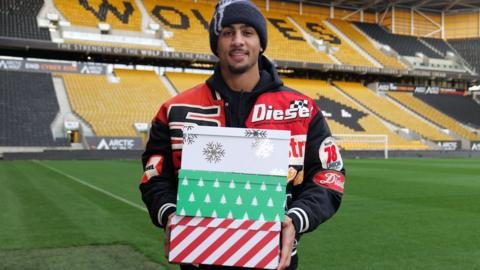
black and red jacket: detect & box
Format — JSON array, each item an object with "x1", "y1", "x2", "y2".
[{"x1": 140, "y1": 56, "x2": 345, "y2": 267}]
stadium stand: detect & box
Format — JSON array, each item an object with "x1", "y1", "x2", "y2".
[
  {"x1": 283, "y1": 78, "x2": 428, "y2": 150},
  {"x1": 0, "y1": 0, "x2": 50, "y2": 40},
  {"x1": 53, "y1": 0, "x2": 142, "y2": 32},
  {"x1": 0, "y1": 70, "x2": 68, "y2": 146},
  {"x1": 354, "y1": 22, "x2": 442, "y2": 58},
  {"x1": 328, "y1": 19, "x2": 405, "y2": 70},
  {"x1": 414, "y1": 93, "x2": 480, "y2": 129},
  {"x1": 420, "y1": 37, "x2": 453, "y2": 57},
  {"x1": 448, "y1": 38, "x2": 480, "y2": 72},
  {"x1": 290, "y1": 15, "x2": 375, "y2": 67},
  {"x1": 334, "y1": 81, "x2": 454, "y2": 142},
  {"x1": 143, "y1": 0, "x2": 213, "y2": 54},
  {"x1": 60, "y1": 69, "x2": 172, "y2": 137},
  {"x1": 262, "y1": 10, "x2": 335, "y2": 64},
  {"x1": 165, "y1": 72, "x2": 210, "y2": 93},
  {"x1": 388, "y1": 92, "x2": 480, "y2": 141}
]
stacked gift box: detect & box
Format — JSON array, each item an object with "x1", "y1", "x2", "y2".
[{"x1": 169, "y1": 126, "x2": 290, "y2": 269}]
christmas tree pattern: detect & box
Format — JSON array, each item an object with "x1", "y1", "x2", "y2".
[{"x1": 177, "y1": 169, "x2": 286, "y2": 221}]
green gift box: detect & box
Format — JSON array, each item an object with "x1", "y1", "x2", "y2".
[{"x1": 177, "y1": 169, "x2": 286, "y2": 222}]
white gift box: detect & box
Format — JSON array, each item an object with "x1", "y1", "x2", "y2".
[{"x1": 181, "y1": 126, "x2": 290, "y2": 176}]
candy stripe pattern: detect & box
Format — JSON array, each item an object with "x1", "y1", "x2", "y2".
[{"x1": 169, "y1": 216, "x2": 280, "y2": 269}]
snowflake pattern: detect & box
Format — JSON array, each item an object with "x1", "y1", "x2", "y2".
[
  {"x1": 182, "y1": 126, "x2": 198, "y2": 145},
  {"x1": 244, "y1": 129, "x2": 267, "y2": 138},
  {"x1": 253, "y1": 138, "x2": 274, "y2": 158},
  {"x1": 203, "y1": 141, "x2": 226, "y2": 163}
]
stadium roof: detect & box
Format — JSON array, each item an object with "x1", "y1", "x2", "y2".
[{"x1": 291, "y1": 0, "x2": 480, "y2": 13}]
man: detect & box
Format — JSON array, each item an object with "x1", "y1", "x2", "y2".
[{"x1": 140, "y1": 0, "x2": 345, "y2": 269}]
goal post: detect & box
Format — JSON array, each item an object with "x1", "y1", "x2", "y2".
[{"x1": 332, "y1": 134, "x2": 389, "y2": 159}]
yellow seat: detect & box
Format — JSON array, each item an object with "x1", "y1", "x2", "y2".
[
  {"x1": 334, "y1": 81, "x2": 454, "y2": 142},
  {"x1": 283, "y1": 78, "x2": 429, "y2": 150},
  {"x1": 262, "y1": 10, "x2": 335, "y2": 64},
  {"x1": 388, "y1": 92, "x2": 480, "y2": 141},
  {"x1": 290, "y1": 15, "x2": 375, "y2": 68},
  {"x1": 166, "y1": 72, "x2": 210, "y2": 93},
  {"x1": 328, "y1": 19, "x2": 406, "y2": 70},
  {"x1": 54, "y1": 0, "x2": 142, "y2": 31},
  {"x1": 144, "y1": 0, "x2": 214, "y2": 54},
  {"x1": 59, "y1": 70, "x2": 172, "y2": 137}
]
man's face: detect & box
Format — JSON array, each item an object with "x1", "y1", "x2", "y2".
[{"x1": 217, "y1": 23, "x2": 262, "y2": 75}]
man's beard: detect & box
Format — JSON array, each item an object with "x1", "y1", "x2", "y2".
[
  {"x1": 228, "y1": 62, "x2": 254, "y2": 75},
  {"x1": 228, "y1": 65, "x2": 248, "y2": 75}
]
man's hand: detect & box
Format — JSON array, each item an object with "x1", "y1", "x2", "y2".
[
  {"x1": 164, "y1": 213, "x2": 176, "y2": 259},
  {"x1": 277, "y1": 215, "x2": 296, "y2": 270}
]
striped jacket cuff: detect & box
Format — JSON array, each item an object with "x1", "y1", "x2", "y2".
[
  {"x1": 287, "y1": 207, "x2": 310, "y2": 233},
  {"x1": 158, "y1": 203, "x2": 176, "y2": 228}
]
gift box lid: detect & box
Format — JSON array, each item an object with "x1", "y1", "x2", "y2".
[
  {"x1": 177, "y1": 169, "x2": 286, "y2": 222},
  {"x1": 171, "y1": 215, "x2": 281, "y2": 231},
  {"x1": 169, "y1": 215, "x2": 280, "y2": 269},
  {"x1": 181, "y1": 126, "x2": 290, "y2": 176}
]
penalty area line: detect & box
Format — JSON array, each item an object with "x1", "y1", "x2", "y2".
[{"x1": 33, "y1": 160, "x2": 147, "y2": 213}]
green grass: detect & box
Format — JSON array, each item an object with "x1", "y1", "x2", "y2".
[{"x1": 1, "y1": 159, "x2": 479, "y2": 269}]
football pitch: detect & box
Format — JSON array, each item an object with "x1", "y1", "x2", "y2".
[{"x1": 0, "y1": 158, "x2": 479, "y2": 270}]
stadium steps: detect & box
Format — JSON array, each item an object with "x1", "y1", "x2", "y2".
[
  {"x1": 418, "y1": 38, "x2": 444, "y2": 58},
  {"x1": 383, "y1": 93, "x2": 468, "y2": 149},
  {"x1": 0, "y1": 0, "x2": 51, "y2": 40},
  {"x1": 322, "y1": 20, "x2": 381, "y2": 68},
  {"x1": 332, "y1": 83, "x2": 401, "y2": 130},
  {"x1": 328, "y1": 19, "x2": 406, "y2": 70},
  {"x1": 354, "y1": 22, "x2": 442, "y2": 58},
  {"x1": 159, "y1": 73, "x2": 179, "y2": 96},
  {"x1": 283, "y1": 78, "x2": 428, "y2": 150},
  {"x1": 262, "y1": 10, "x2": 335, "y2": 64},
  {"x1": 133, "y1": 0, "x2": 152, "y2": 31},
  {"x1": 0, "y1": 70, "x2": 69, "y2": 147},
  {"x1": 285, "y1": 16, "x2": 341, "y2": 65},
  {"x1": 143, "y1": 0, "x2": 213, "y2": 55},
  {"x1": 388, "y1": 92, "x2": 480, "y2": 148},
  {"x1": 444, "y1": 40, "x2": 475, "y2": 74},
  {"x1": 415, "y1": 92, "x2": 480, "y2": 131},
  {"x1": 165, "y1": 72, "x2": 210, "y2": 93},
  {"x1": 333, "y1": 81, "x2": 454, "y2": 143},
  {"x1": 60, "y1": 70, "x2": 172, "y2": 137},
  {"x1": 51, "y1": 75, "x2": 95, "y2": 137}
]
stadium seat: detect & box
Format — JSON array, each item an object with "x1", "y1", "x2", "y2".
[
  {"x1": 414, "y1": 92, "x2": 480, "y2": 130},
  {"x1": 421, "y1": 37, "x2": 453, "y2": 57},
  {"x1": 388, "y1": 91, "x2": 480, "y2": 141},
  {"x1": 165, "y1": 72, "x2": 210, "y2": 93},
  {"x1": 0, "y1": 71, "x2": 68, "y2": 146},
  {"x1": 262, "y1": 10, "x2": 335, "y2": 64},
  {"x1": 328, "y1": 19, "x2": 406, "y2": 70},
  {"x1": 60, "y1": 70, "x2": 172, "y2": 137},
  {"x1": 290, "y1": 16, "x2": 376, "y2": 67},
  {"x1": 53, "y1": 0, "x2": 142, "y2": 32},
  {"x1": 354, "y1": 22, "x2": 442, "y2": 58},
  {"x1": 0, "y1": 0, "x2": 51, "y2": 40},
  {"x1": 283, "y1": 78, "x2": 429, "y2": 150},
  {"x1": 448, "y1": 38, "x2": 480, "y2": 73},
  {"x1": 334, "y1": 81, "x2": 454, "y2": 142},
  {"x1": 143, "y1": 0, "x2": 213, "y2": 54}
]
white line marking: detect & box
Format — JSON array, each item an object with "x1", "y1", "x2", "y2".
[{"x1": 33, "y1": 160, "x2": 147, "y2": 212}]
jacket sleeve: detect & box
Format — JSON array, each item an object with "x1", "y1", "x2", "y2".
[
  {"x1": 139, "y1": 105, "x2": 177, "y2": 228},
  {"x1": 287, "y1": 107, "x2": 345, "y2": 235}
]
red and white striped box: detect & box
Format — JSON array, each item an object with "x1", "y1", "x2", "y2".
[{"x1": 169, "y1": 216, "x2": 280, "y2": 269}]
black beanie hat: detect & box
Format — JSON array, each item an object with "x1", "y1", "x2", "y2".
[{"x1": 209, "y1": 0, "x2": 267, "y2": 56}]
